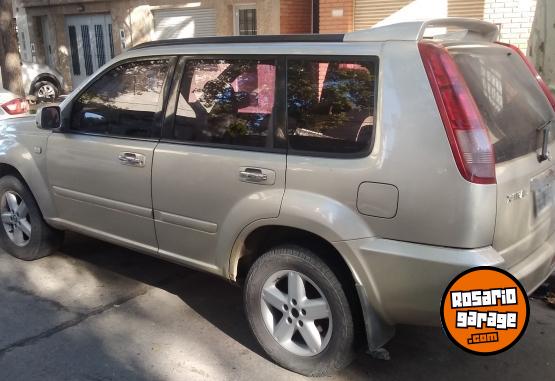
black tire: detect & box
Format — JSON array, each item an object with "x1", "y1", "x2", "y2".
[
  {"x1": 0, "y1": 175, "x2": 63, "y2": 260},
  {"x1": 244, "y1": 246, "x2": 355, "y2": 376},
  {"x1": 33, "y1": 80, "x2": 59, "y2": 102}
]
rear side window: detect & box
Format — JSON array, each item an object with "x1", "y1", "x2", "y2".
[
  {"x1": 70, "y1": 59, "x2": 170, "y2": 138},
  {"x1": 451, "y1": 46, "x2": 554, "y2": 163},
  {"x1": 174, "y1": 58, "x2": 277, "y2": 149},
  {"x1": 287, "y1": 59, "x2": 377, "y2": 155}
]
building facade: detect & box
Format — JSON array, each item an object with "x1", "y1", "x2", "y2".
[
  {"x1": 320, "y1": 0, "x2": 538, "y2": 52},
  {"x1": 14, "y1": 0, "x2": 313, "y2": 90},
  {"x1": 13, "y1": 0, "x2": 540, "y2": 92}
]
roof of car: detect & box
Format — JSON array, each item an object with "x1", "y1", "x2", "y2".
[
  {"x1": 130, "y1": 34, "x2": 345, "y2": 50},
  {"x1": 130, "y1": 18, "x2": 499, "y2": 52}
]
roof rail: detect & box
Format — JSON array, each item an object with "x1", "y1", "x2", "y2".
[
  {"x1": 344, "y1": 18, "x2": 499, "y2": 43},
  {"x1": 128, "y1": 18, "x2": 497, "y2": 51},
  {"x1": 130, "y1": 34, "x2": 345, "y2": 50}
]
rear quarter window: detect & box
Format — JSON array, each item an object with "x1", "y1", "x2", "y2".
[{"x1": 286, "y1": 58, "x2": 377, "y2": 156}]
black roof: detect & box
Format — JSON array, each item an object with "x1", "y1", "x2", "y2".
[{"x1": 130, "y1": 34, "x2": 345, "y2": 50}]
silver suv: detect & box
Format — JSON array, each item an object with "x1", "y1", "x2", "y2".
[{"x1": 1, "y1": 18, "x2": 554, "y2": 376}]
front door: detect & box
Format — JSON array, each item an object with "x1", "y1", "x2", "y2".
[
  {"x1": 65, "y1": 14, "x2": 114, "y2": 88},
  {"x1": 152, "y1": 56, "x2": 286, "y2": 272},
  {"x1": 47, "y1": 57, "x2": 175, "y2": 253}
]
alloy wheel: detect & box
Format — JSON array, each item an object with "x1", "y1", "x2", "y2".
[
  {"x1": 37, "y1": 84, "x2": 56, "y2": 99},
  {"x1": 1, "y1": 191, "x2": 32, "y2": 247},
  {"x1": 260, "y1": 270, "x2": 333, "y2": 356}
]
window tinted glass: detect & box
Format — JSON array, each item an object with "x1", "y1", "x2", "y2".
[
  {"x1": 451, "y1": 46, "x2": 554, "y2": 162},
  {"x1": 287, "y1": 59, "x2": 376, "y2": 155},
  {"x1": 174, "y1": 58, "x2": 276, "y2": 148},
  {"x1": 70, "y1": 59, "x2": 170, "y2": 138}
]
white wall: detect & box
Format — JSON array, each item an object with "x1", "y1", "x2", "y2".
[
  {"x1": 529, "y1": 0, "x2": 554, "y2": 91},
  {"x1": 484, "y1": 0, "x2": 537, "y2": 52}
]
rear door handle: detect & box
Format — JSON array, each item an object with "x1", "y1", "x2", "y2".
[
  {"x1": 118, "y1": 152, "x2": 146, "y2": 167},
  {"x1": 240, "y1": 170, "x2": 267, "y2": 182},
  {"x1": 239, "y1": 167, "x2": 275, "y2": 185}
]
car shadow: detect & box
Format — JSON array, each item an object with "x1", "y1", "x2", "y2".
[
  {"x1": 59, "y1": 233, "x2": 555, "y2": 380},
  {"x1": 60, "y1": 232, "x2": 268, "y2": 358}
]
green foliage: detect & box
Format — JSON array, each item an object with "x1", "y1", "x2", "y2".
[{"x1": 287, "y1": 61, "x2": 374, "y2": 135}]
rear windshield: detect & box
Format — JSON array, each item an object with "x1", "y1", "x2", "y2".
[{"x1": 449, "y1": 44, "x2": 554, "y2": 163}]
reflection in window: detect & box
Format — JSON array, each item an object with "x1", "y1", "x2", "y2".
[
  {"x1": 453, "y1": 49, "x2": 554, "y2": 162},
  {"x1": 480, "y1": 64, "x2": 503, "y2": 113},
  {"x1": 287, "y1": 60, "x2": 376, "y2": 154},
  {"x1": 70, "y1": 59, "x2": 170, "y2": 138},
  {"x1": 174, "y1": 59, "x2": 276, "y2": 148}
]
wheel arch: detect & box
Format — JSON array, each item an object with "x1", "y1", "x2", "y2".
[
  {"x1": 232, "y1": 225, "x2": 359, "y2": 285},
  {"x1": 230, "y1": 225, "x2": 378, "y2": 347},
  {"x1": 231, "y1": 224, "x2": 393, "y2": 350},
  {"x1": 30, "y1": 74, "x2": 61, "y2": 96},
  {"x1": 0, "y1": 158, "x2": 57, "y2": 221}
]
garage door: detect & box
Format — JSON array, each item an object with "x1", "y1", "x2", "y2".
[
  {"x1": 354, "y1": 0, "x2": 412, "y2": 30},
  {"x1": 152, "y1": 8, "x2": 216, "y2": 40},
  {"x1": 354, "y1": 0, "x2": 485, "y2": 30},
  {"x1": 448, "y1": 0, "x2": 485, "y2": 19}
]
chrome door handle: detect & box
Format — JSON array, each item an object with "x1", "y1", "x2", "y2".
[
  {"x1": 239, "y1": 169, "x2": 268, "y2": 183},
  {"x1": 118, "y1": 152, "x2": 146, "y2": 167}
]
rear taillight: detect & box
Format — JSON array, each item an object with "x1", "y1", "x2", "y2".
[
  {"x1": 418, "y1": 40, "x2": 496, "y2": 185},
  {"x1": 496, "y1": 42, "x2": 555, "y2": 111},
  {"x1": 1, "y1": 98, "x2": 29, "y2": 115}
]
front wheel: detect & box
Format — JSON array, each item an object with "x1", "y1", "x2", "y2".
[
  {"x1": 0, "y1": 175, "x2": 63, "y2": 260},
  {"x1": 244, "y1": 246, "x2": 355, "y2": 376}
]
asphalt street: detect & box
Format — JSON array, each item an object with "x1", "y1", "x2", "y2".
[{"x1": 0, "y1": 232, "x2": 553, "y2": 381}]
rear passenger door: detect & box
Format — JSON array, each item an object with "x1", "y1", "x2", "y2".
[{"x1": 152, "y1": 56, "x2": 286, "y2": 272}]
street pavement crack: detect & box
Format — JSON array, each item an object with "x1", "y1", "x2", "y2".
[{"x1": 0, "y1": 286, "x2": 150, "y2": 358}]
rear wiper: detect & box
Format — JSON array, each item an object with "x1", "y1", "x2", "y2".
[{"x1": 537, "y1": 118, "x2": 554, "y2": 162}]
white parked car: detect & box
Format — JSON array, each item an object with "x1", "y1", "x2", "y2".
[
  {"x1": 21, "y1": 62, "x2": 64, "y2": 101},
  {"x1": 0, "y1": 88, "x2": 29, "y2": 120}
]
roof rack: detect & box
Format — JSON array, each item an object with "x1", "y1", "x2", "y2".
[
  {"x1": 130, "y1": 34, "x2": 345, "y2": 50},
  {"x1": 344, "y1": 18, "x2": 499, "y2": 42},
  {"x1": 129, "y1": 18, "x2": 498, "y2": 51}
]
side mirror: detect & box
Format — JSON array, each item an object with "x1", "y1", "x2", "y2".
[{"x1": 36, "y1": 106, "x2": 61, "y2": 130}]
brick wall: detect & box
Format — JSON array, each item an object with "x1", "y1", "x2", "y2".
[
  {"x1": 484, "y1": 0, "x2": 537, "y2": 52},
  {"x1": 319, "y1": 0, "x2": 353, "y2": 33},
  {"x1": 280, "y1": 0, "x2": 312, "y2": 34}
]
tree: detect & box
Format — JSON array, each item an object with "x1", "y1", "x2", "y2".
[{"x1": 0, "y1": 0, "x2": 24, "y2": 95}]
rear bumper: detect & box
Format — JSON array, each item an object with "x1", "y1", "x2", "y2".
[{"x1": 334, "y1": 231, "x2": 555, "y2": 330}]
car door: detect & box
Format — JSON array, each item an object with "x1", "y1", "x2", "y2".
[
  {"x1": 152, "y1": 56, "x2": 286, "y2": 273},
  {"x1": 46, "y1": 57, "x2": 176, "y2": 253}
]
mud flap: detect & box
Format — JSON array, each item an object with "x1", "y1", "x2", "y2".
[{"x1": 355, "y1": 283, "x2": 395, "y2": 353}]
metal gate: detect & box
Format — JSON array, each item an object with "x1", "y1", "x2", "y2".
[{"x1": 65, "y1": 14, "x2": 114, "y2": 88}]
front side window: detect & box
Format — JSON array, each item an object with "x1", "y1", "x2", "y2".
[
  {"x1": 70, "y1": 59, "x2": 170, "y2": 138},
  {"x1": 174, "y1": 58, "x2": 276, "y2": 148},
  {"x1": 287, "y1": 59, "x2": 377, "y2": 155}
]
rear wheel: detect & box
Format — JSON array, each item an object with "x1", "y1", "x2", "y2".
[
  {"x1": 244, "y1": 246, "x2": 355, "y2": 376},
  {"x1": 0, "y1": 175, "x2": 63, "y2": 260}
]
